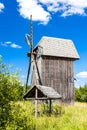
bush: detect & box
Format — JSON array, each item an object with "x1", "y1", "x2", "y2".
[
  {"x1": 75, "y1": 84, "x2": 87, "y2": 102},
  {"x1": 6, "y1": 101, "x2": 35, "y2": 130}
]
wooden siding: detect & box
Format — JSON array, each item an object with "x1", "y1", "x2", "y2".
[{"x1": 41, "y1": 56, "x2": 74, "y2": 103}]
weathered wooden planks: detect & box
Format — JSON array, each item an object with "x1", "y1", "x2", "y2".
[{"x1": 40, "y1": 56, "x2": 74, "y2": 103}]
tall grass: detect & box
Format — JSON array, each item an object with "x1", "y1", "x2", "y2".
[
  {"x1": 36, "y1": 102, "x2": 87, "y2": 130},
  {"x1": 6, "y1": 101, "x2": 87, "y2": 130}
]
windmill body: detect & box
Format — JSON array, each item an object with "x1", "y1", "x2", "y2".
[{"x1": 31, "y1": 36, "x2": 80, "y2": 104}]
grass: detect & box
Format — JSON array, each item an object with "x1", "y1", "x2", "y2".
[
  {"x1": 6, "y1": 102, "x2": 87, "y2": 130},
  {"x1": 35, "y1": 102, "x2": 87, "y2": 130}
]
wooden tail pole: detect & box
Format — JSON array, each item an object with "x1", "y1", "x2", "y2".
[
  {"x1": 24, "y1": 15, "x2": 33, "y2": 94},
  {"x1": 30, "y1": 15, "x2": 33, "y2": 52}
]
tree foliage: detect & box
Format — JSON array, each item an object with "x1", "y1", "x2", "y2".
[
  {"x1": 0, "y1": 56, "x2": 23, "y2": 129},
  {"x1": 75, "y1": 84, "x2": 87, "y2": 102}
]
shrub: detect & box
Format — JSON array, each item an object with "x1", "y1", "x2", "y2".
[
  {"x1": 75, "y1": 84, "x2": 87, "y2": 102},
  {"x1": 6, "y1": 101, "x2": 35, "y2": 130}
]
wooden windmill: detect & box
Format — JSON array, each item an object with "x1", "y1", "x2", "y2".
[
  {"x1": 24, "y1": 15, "x2": 80, "y2": 104},
  {"x1": 24, "y1": 15, "x2": 42, "y2": 94}
]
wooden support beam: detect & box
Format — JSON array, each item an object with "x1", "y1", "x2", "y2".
[
  {"x1": 26, "y1": 97, "x2": 49, "y2": 100},
  {"x1": 35, "y1": 88, "x2": 38, "y2": 117},
  {"x1": 25, "y1": 98, "x2": 60, "y2": 100},
  {"x1": 49, "y1": 99, "x2": 52, "y2": 113}
]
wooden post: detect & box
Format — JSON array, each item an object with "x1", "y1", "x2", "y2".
[
  {"x1": 49, "y1": 99, "x2": 52, "y2": 114},
  {"x1": 35, "y1": 88, "x2": 38, "y2": 117}
]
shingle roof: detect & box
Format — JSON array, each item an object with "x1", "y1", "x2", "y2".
[
  {"x1": 37, "y1": 85, "x2": 62, "y2": 99},
  {"x1": 23, "y1": 85, "x2": 62, "y2": 99},
  {"x1": 35, "y1": 36, "x2": 80, "y2": 59}
]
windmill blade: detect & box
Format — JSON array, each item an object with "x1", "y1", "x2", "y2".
[
  {"x1": 25, "y1": 56, "x2": 31, "y2": 93},
  {"x1": 25, "y1": 34, "x2": 32, "y2": 47}
]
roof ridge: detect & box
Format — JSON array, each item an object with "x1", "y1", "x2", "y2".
[{"x1": 42, "y1": 36, "x2": 72, "y2": 41}]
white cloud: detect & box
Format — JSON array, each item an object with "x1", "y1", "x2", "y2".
[
  {"x1": 17, "y1": 0, "x2": 51, "y2": 25},
  {"x1": 0, "y1": 41, "x2": 22, "y2": 49},
  {"x1": 76, "y1": 71, "x2": 87, "y2": 78},
  {"x1": 0, "y1": 3, "x2": 4, "y2": 12},
  {"x1": 61, "y1": 7, "x2": 85, "y2": 17},
  {"x1": 5, "y1": 41, "x2": 12, "y2": 44},
  {"x1": 16, "y1": 0, "x2": 87, "y2": 24},
  {"x1": 10, "y1": 43, "x2": 22, "y2": 48}
]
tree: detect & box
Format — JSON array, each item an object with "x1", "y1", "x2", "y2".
[{"x1": 0, "y1": 56, "x2": 23, "y2": 129}]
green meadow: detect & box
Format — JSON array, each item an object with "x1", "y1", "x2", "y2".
[{"x1": 6, "y1": 101, "x2": 87, "y2": 130}]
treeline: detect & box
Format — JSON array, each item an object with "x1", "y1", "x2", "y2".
[{"x1": 75, "y1": 84, "x2": 87, "y2": 102}]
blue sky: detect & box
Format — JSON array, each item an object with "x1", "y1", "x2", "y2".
[{"x1": 0, "y1": 0, "x2": 87, "y2": 87}]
